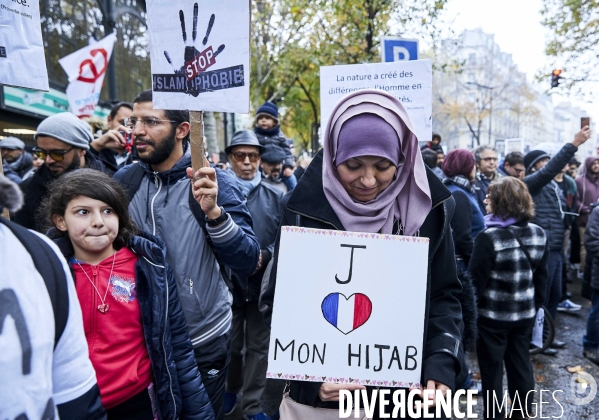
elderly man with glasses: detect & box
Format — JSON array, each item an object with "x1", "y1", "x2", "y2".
[
  {"x1": 473, "y1": 145, "x2": 501, "y2": 215},
  {"x1": 14, "y1": 112, "x2": 108, "y2": 232},
  {"x1": 221, "y1": 130, "x2": 283, "y2": 420},
  {"x1": 1, "y1": 137, "x2": 33, "y2": 184}
]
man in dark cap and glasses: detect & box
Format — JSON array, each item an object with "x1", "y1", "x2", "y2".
[
  {"x1": 223, "y1": 130, "x2": 283, "y2": 420},
  {"x1": 1, "y1": 136, "x2": 33, "y2": 184},
  {"x1": 260, "y1": 146, "x2": 289, "y2": 195}
]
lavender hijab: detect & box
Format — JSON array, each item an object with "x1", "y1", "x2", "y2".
[{"x1": 323, "y1": 89, "x2": 432, "y2": 236}]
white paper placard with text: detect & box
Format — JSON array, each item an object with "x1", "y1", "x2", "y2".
[
  {"x1": 320, "y1": 60, "x2": 432, "y2": 143},
  {"x1": 267, "y1": 227, "x2": 429, "y2": 388},
  {"x1": 0, "y1": 0, "x2": 48, "y2": 91},
  {"x1": 146, "y1": 0, "x2": 250, "y2": 113}
]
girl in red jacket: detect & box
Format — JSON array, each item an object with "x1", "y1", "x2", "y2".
[{"x1": 42, "y1": 168, "x2": 215, "y2": 420}]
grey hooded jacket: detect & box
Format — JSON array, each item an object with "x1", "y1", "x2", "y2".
[{"x1": 115, "y1": 153, "x2": 260, "y2": 347}]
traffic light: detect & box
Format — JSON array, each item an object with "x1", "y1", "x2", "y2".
[{"x1": 551, "y1": 69, "x2": 562, "y2": 88}]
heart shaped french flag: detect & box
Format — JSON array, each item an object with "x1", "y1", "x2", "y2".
[{"x1": 321, "y1": 293, "x2": 372, "y2": 334}]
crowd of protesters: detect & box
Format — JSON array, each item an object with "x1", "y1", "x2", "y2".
[
  {"x1": 1, "y1": 88, "x2": 597, "y2": 420},
  {"x1": 421, "y1": 128, "x2": 596, "y2": 417}
]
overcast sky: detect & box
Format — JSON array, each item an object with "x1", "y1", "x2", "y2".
[
  {"x1": 444, "y1": 0, "x2": 549, "y2": 80},
  {"x1": 441, "y1": 0, "x2": 597, "y2": 120}
]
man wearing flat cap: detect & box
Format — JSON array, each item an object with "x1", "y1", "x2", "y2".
[
  {"x1": 1, "y1": 136, "x2": 33, "y2": 184},
  {"x1": 223, "y1": 130, "x2": 283, "y2": 420},
  {"x1": 260, "y1": 145, "x2": 289, "y2": 195},
  {"x1": 14, "y1": 112, "x2": 108, "y2": 231}
]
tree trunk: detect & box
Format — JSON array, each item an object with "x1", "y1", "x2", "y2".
[{"x1": 203, "y1": 111, "x2": 219, "y2": 155}]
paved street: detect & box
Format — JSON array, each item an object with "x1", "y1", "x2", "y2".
[{"x1": 464, "y1": 277, "x2": 598, "y2": 419}]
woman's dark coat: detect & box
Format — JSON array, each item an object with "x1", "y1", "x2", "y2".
[
  {"x1": 55, "y1": 231, "x2": 215, "y2": 420},
  {"x1": 584, "y1": 206, "x2": 599, "y2": 291},
  {"x1": 262, "y1": 150, "x2": 464, "y2": 411},
  {"x1": 443, "y1": 179, "x2": 485, "y2": 262}
]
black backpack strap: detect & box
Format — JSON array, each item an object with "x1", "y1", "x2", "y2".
[
  {"x1": 0, "y1": 218, "x2": 69, "y2": 349},
  {"x1": 119, "y1": 163, "x2": 146, "y2": 202}
]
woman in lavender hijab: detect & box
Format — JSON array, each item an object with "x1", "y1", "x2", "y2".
[{"x1": 263, "y1": 90, "x2": 464, "y2": 418}]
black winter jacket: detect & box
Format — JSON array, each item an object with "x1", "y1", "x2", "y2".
[
  {"x1": 473, "y1": 171, "x2": 500, "y2": 215},
  {"x1": 14, "y1": 153, "x2": 108, "y2": 232},
  {"x1": 584, "y1": 206, "x2": 599, "y2": 290},
  {"x1": 262, "y1": 150, "x2": 464, "y2": 409},
  {"x1": 523, "y1": 143, "x2": 577, "y2": 252},
  {"x1": 253, "y1": 127, "x2": 295, "y2": 169},
  {"x1": 232, "y1": 181, "x2": 283, "y2": 304},
  {"x1": 6, "y1": 151, "x2": 34, "y2": 178},
  {"x1": 54, "y1": 232, "x2": 215, "y2": 420},
  {"x1": 89, "y1": 146, "x2": 132, "y2": 176}
]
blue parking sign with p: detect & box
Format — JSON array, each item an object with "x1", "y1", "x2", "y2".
[{"x1": 382, "y1": 38, "x2": 419, "y2": 62}]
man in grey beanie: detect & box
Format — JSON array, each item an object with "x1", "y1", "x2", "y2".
[{"x1": 14, "y1": 112, "x2": 107, "y2": 231}]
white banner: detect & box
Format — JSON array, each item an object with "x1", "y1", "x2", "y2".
[
  {"x1": 0, "y1": 0, "x2": 48, "y2": 91},
  {"x1": 267, "y1": 227, "x2": 429, "y2": 388},
  {"x1": 320, "y1": 60, "x2": 433, "y2": 143},
  {"x1": 146, "y1": 0, "x2": 250, "y2": 113},
  {"x1": 58, "y1": 34, "x2": 116, "y2": 118}
]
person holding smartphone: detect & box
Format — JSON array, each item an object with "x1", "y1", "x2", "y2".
[{"x1": 90, "y1": 102, "x2": 135, "y2": 175}]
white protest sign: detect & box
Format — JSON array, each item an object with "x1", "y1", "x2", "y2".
[
  {"x1": 146, "y1": 0, "x2": 250, "y2": 113},
  {"x1": 267, "y1": 227, "x2": 429, "y2": 388},
  {"x1": 59, "y1": 34, "x2": 116, "y2": 118},
  {"x1": 0, "y1": 0, "x2": 48, "y2": 91},
  {"x1": 531, "y1": 308, "x2": 544, "y2": 349},
  {"x1": 320, "y1": 60, "x2": 432, "y2": 142}
]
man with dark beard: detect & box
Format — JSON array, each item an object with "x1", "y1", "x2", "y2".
[
  {"x1": 14, "y1": 112, "x2": 107, "y2": 231},
  {"x1": 113, "y1": 90, "x2": 260, "y2": 420}
]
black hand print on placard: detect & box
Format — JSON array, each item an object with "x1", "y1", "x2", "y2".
[
  {"x1": 153, "y1": 3, "x2": 245, "y2": 96},
  {"x1": 162, "y1": 2, "x2": 225, "y2": 97}
]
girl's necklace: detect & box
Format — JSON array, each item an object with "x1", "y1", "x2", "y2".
[{"x1": 77, "y1": 251, "x2": 117, "y2": 314}]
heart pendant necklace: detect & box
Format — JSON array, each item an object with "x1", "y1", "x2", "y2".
[{"x1": 77, "y1": 251, "x2": 117, "y2": 314}]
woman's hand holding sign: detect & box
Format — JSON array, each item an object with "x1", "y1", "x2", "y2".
[{"x1": 186, "y1": 167, "x2": 221, "y2": 220}]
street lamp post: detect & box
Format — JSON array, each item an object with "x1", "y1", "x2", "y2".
[
  {"x1": 96, "y1": 0, "x2": 146, "y2": 103},
  {"x1": 466, "y1": 82, "x2": 499, "y2": 145},
  {"x1": 102, "y1": 0, "x2": 117, "y2": 103}
]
